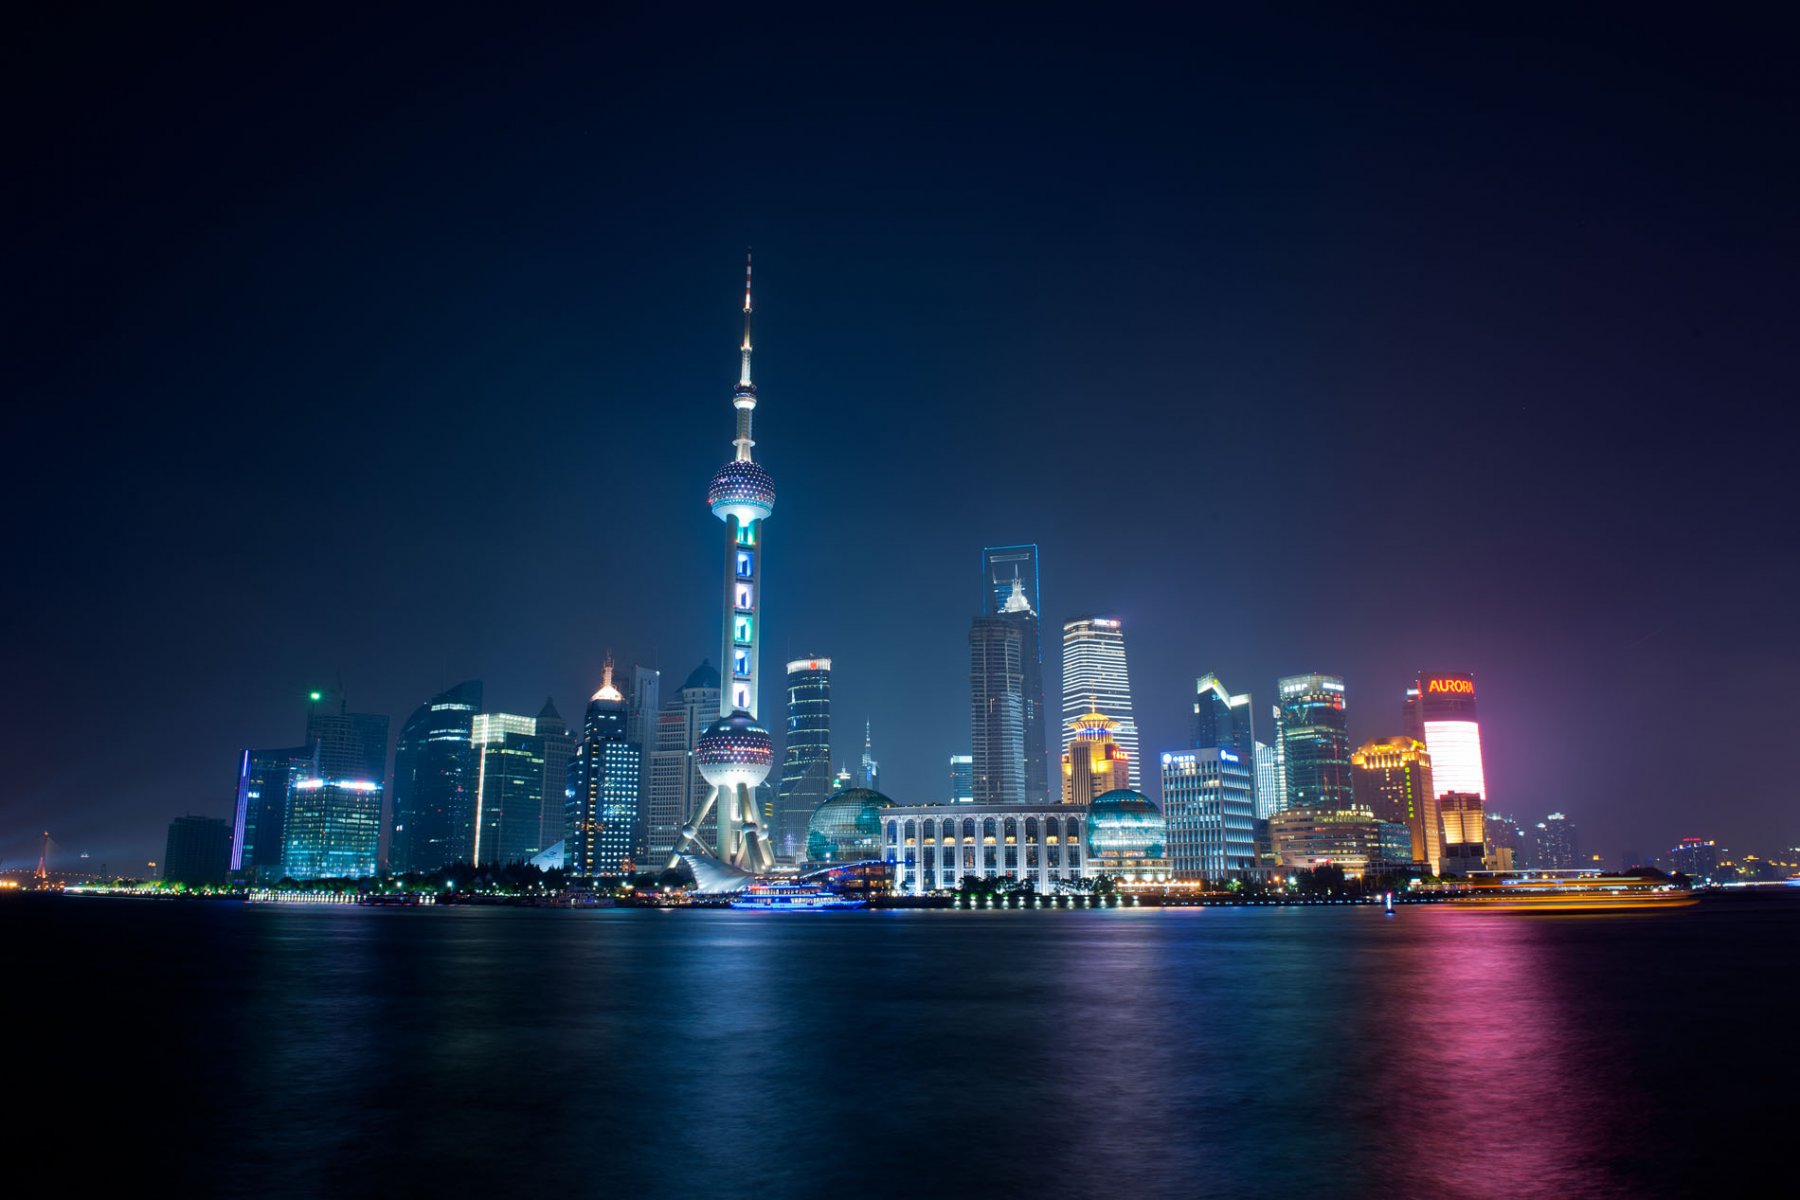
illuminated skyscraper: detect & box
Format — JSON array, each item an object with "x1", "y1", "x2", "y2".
[
  {"x1": 970, "y1": 615, "x2": 1026, "y2": 805},
  {"x1": 982, "y1": 558, "x2": 1049, "y2": 801},
  {"x1": 1277, "y1": 674, "x2": 1351, "y2": 811},
  {"x1": 1062, "y1": 616, "x2": 1139, "y2": 789},
  {"x1": 282, "y1": 689, "x2": 388, "y2": 880},
  {"x1": 1061, "y1": 710, "x2": 1130, "y2": 805},
  {"x1": 1404, "y1": 672, "x2": 1488, "y2": 805},
  {"x1": 777, "y1": 656, "x2": 833, "y2": 860},
  {"x1": 668, "y1": 258, "x2": 777, "y2": 877},
  {"x1": 567, "y1": 658, "x2": 642, "y2": 877},
  {"x1": 1351, "y1": 736, "x2": 1439, "y2": 873},
  {"x1": 390, "y1": 680, "x2": 483, "y2": 872},
  {"x1": 1162, "y1": 748, "x2": 1256, "y2": 882},
  {"x1": 470, "y1": 712, "x2": 548, "y2": 866}
]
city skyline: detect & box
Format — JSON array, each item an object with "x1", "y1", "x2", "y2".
[{"x1": 8, "y1": 8, "x2": 1795, "y2": 870}]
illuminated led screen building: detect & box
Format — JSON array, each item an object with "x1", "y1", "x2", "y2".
[
  {"x1": 1062, "y1": 616, "x2": 1140, "y2": 789},
  {"x1": 668, "y1": 258, "x2": 777, "y2": 879},
  {"x1": 1405, "y1": 672, "x2": 1488, "y2": 803}
]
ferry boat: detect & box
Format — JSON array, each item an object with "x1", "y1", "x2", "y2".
[
  {"x1": 729, "y1": 881, "x2": 867, "y2": 910},
  {"x1": 1446, "y1": 871, "x2": 1697, "y2": 914}
]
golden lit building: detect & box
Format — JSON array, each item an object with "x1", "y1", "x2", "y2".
[
  {"x1": 1351, "y1": 736, "x2": 1440, "y2": 874},
  {"x1": 1439, "y1": 791, "x2": 1486, "y2": 876},
  {"x1": 1061, "y1": 710, "x2": 1130, "y2": 806}
]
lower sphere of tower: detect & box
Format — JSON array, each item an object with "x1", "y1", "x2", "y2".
[{"x1": 696, "y1": 711, "x2": 774, "y2": 789}]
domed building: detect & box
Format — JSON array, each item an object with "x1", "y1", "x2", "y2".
[
  {"x1": 1085, "y1": 789, "x2": 1170, "y2": 882},
  {"x1": 806, "y1": 788, "x2": 893, "y2": 864}
]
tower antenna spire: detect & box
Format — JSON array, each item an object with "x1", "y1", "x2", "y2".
[{"x1": 740, "y1": 249, "x2": 753, "y2": 386}]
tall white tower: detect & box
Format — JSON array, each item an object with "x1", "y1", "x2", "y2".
[{"x1": 671, "y1": 256, "x2": 778, "y2": 878}]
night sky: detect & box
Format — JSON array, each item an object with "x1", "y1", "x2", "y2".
[{"x1": 7, "y1": 5, "x2": 1796, "y2": 872}]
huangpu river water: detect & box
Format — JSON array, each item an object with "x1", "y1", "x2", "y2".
[{"x1": 11, "y1": 893, "x2": 1796, "y2": 1198}]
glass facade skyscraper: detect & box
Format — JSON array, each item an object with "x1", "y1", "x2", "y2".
[
  {"x1": 981, "y1": 551, "x2": 1049, "y2": 802},
  {"x1": 1276, "y1": 673, "x2": 1352, "y2": 811},
  {"x1": 777, "y1": 656, "x2": 834, "y2": 861},
  {"x1": 1062, "y1": 617, "x2": 1139, "y2": 789},
  {"x1": 970, "y1": 616, "x2": 1026, "y2": 806},
  {"x1": 389, "y1": 680, "x2": 482, "y2": 873},
  {"x1": 468, "y1": 708, "x2": 571, "y2": 867}
]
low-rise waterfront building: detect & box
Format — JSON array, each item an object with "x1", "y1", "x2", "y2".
[{"x1": 882, "y1": 802, "x2": 1090, "y2": 895}]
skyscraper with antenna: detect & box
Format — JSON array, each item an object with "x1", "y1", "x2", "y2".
[{"x1": 669, "y1": 256, "x2": 778, "y2": 879}]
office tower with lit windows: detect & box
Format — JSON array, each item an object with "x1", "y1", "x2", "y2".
[
  {"x1": 567, "y1": 659, "x2": 642, "y2": 877},
  {"x1": 1669, "y1": 837, "x2": 1719, "y2": 880},
  {"x1": 1351, "y1": 736, "x2": 1440, "y2": 873},
  {"x1": 1062, "y1": 710, "x2": 1131, "y2": 806},
  {"x1": 1438, "y1": 792, "x2": 1486, "y2": 875},
  {"x1": 230, "y1": 743, "x2": 314, "y2": 877},
  {"x1": 1405, "y1": 672, "x2": 1489, "y2": 811},
  {"x1": 281, "y1": 689, "x2": 389, "y2": 880},
  {"x1": 1277, "y1": 674, "x2": 1352, "y2": 811},
  {"x1": 777, "y1": 656, "x2": 833, "y2": 860},
  {"x1": 1062, "y1": 616, "x2": 1140, "y2": 789},
  {"x1": 390, "y1": 680, "x2": 483, "y2": 872},
  {"x1": 982, "y1": 556, "x2": 1049, "y2": 802},
  {"x1": 1162, "y1": 748, "x2": 1257, "y2": 882},
  {"x1": 1533, "y1": 811, "x2": 1580, "y2": 869},
  {"x1": 667, "y1": 257, "x2": 778, "y2": 876},
  {"x1": 164, "y1": 815, "x2": 231, "y2": 887},
  {"x1": 647, "y1": 661, "x2": 721, "y2": 867},
  {"x1": 970, "y1": 616, "x2": 1026, "y2": 806},
  {"x1": 949, "y1": 754, "x2": 974, "y2": 803},
  {"x1": 1485, "y1": 811, "x2": 1528, "y2": 870}
]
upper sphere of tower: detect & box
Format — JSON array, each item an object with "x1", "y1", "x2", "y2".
[{"x1": 708, "y1": 459, "x2": 776, "y2": 523}]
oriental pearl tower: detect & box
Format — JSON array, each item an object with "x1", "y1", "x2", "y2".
[{"x1": 669, "y1": 255, "x2": 777, "y2": 878}]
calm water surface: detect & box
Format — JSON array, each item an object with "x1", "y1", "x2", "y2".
[{"x1": 13, "y1": 894, "x2": 1796, "y2": 1198}]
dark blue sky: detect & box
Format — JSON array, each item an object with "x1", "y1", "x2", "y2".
[{"x1": 6, "y1": 4, "x2": 1795, "y2": 871}]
